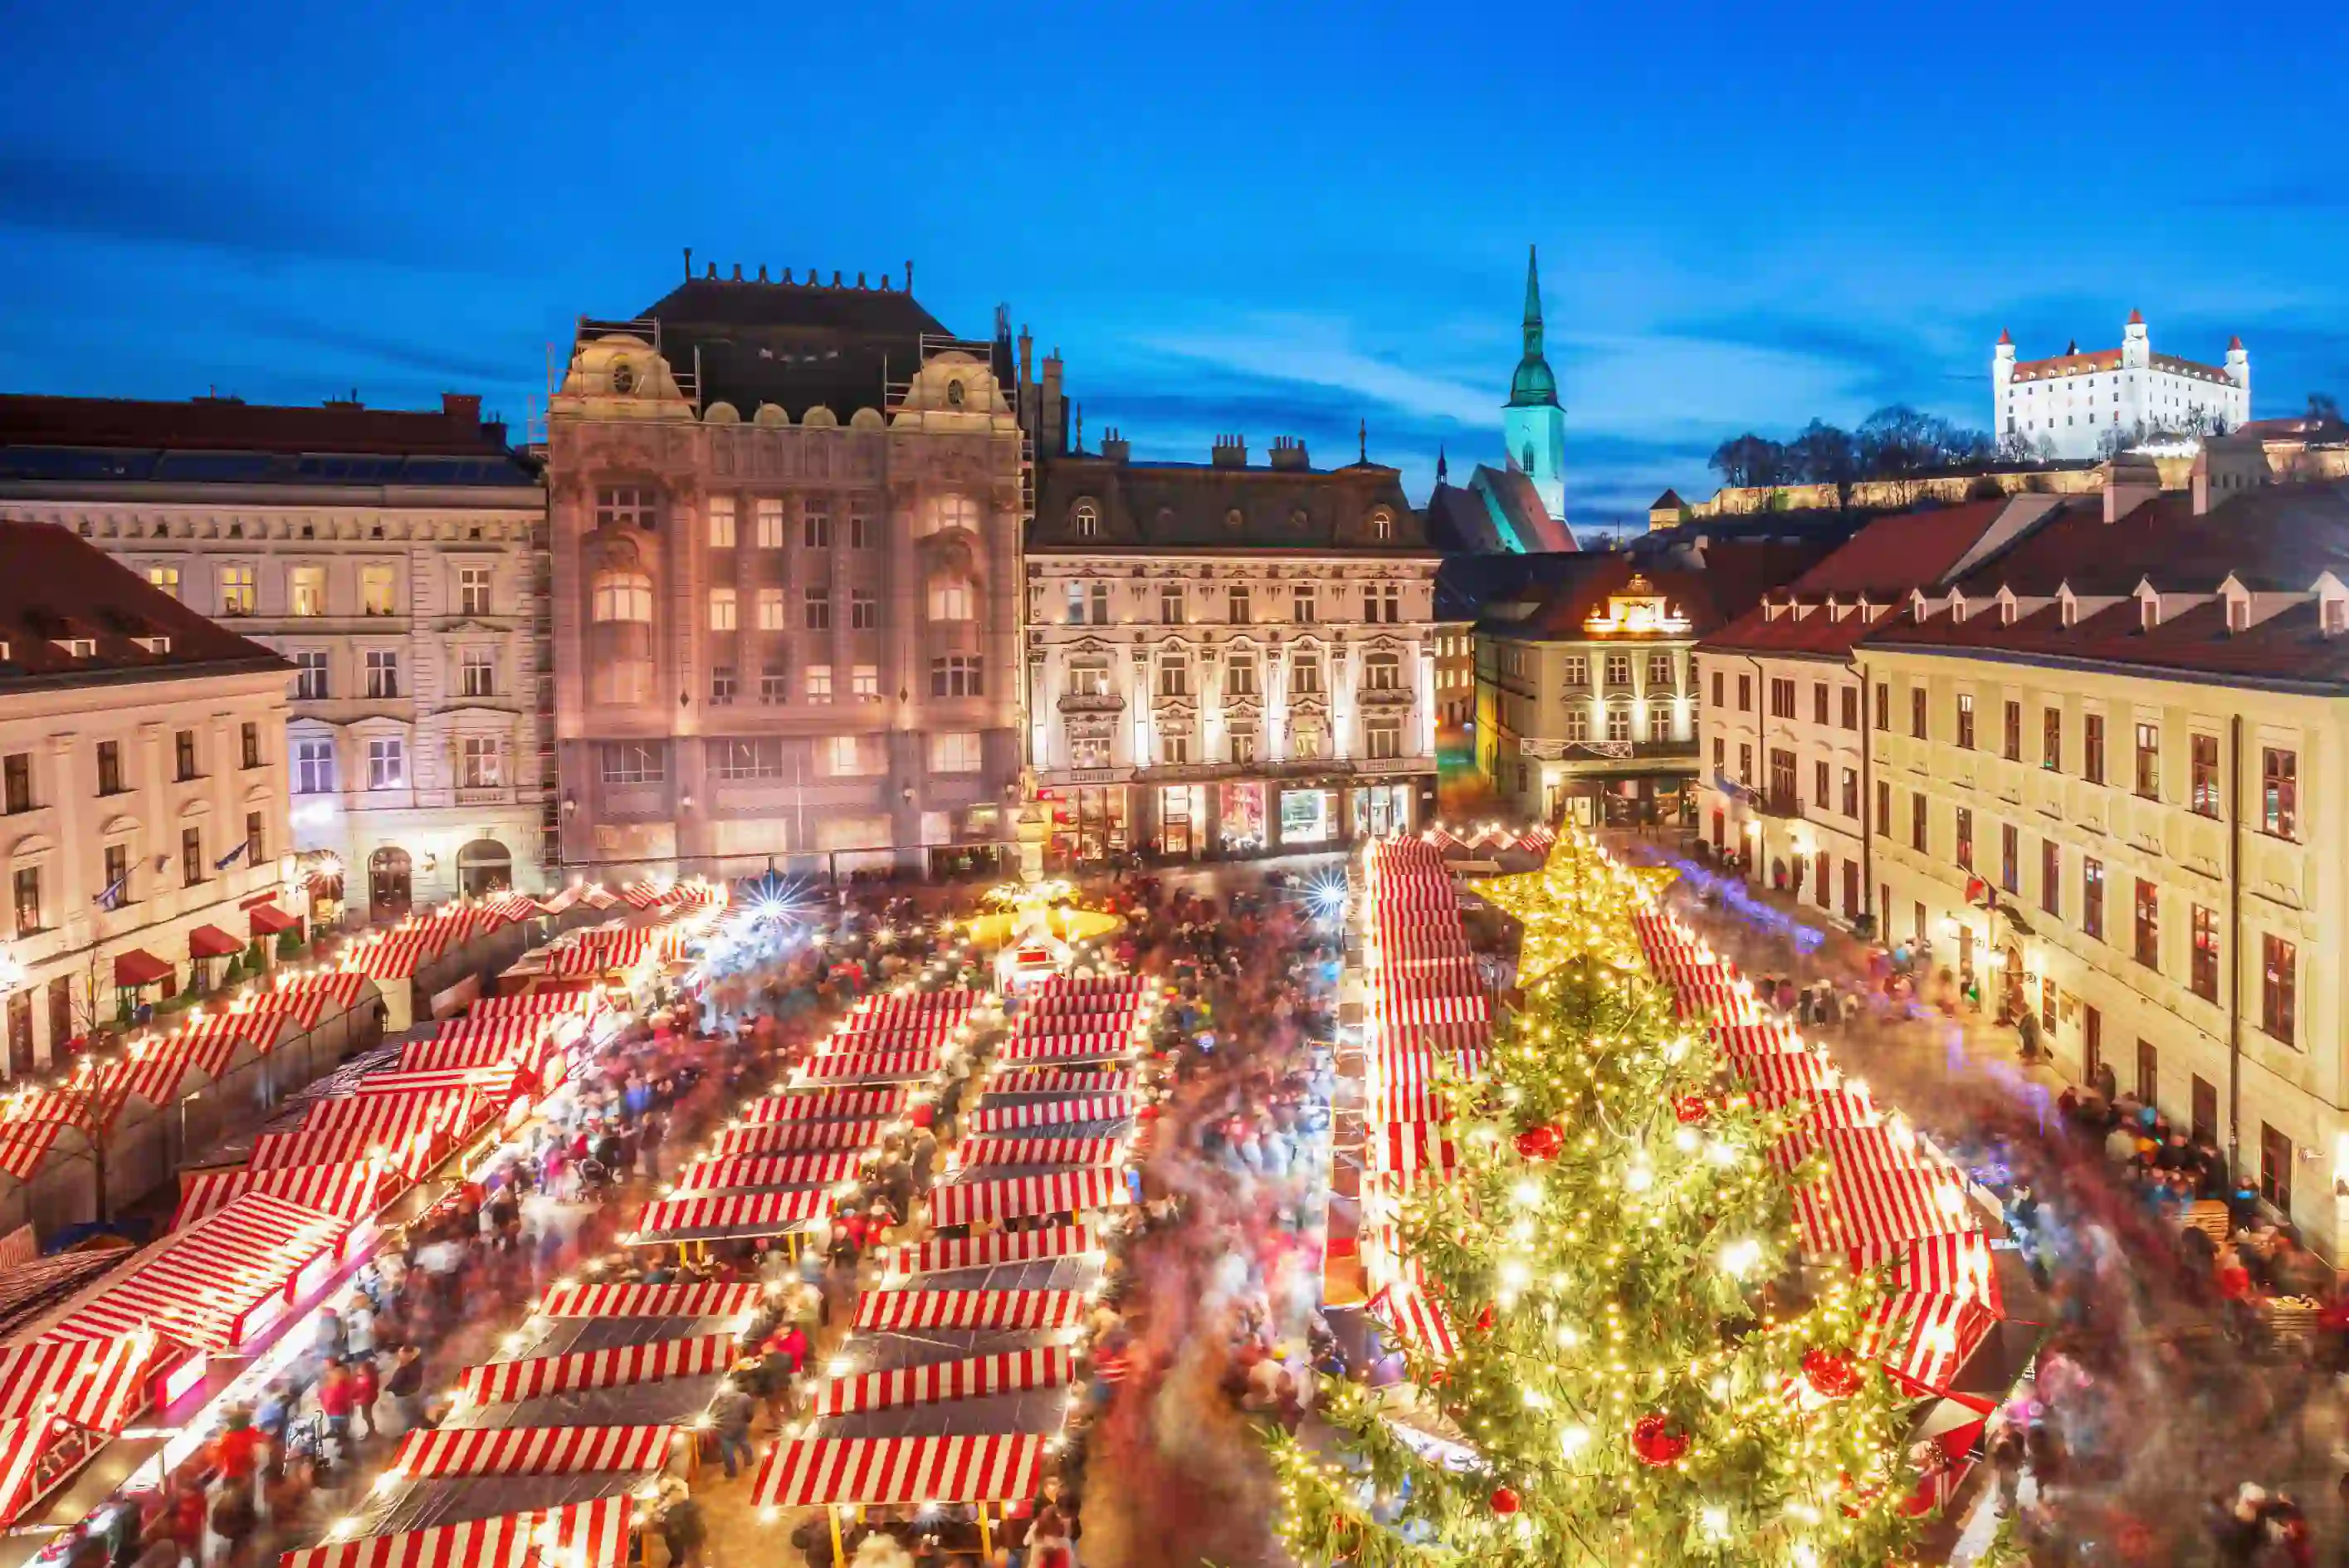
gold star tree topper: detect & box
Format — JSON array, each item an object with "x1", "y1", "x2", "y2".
[{"x1": 1473, "y1": 833, "x2": 1674, "y2": 986}]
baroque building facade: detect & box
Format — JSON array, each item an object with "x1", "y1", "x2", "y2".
[
  {"x1": 1026, "y1": 433, "x2": 1437, "y2": 863},
  {"x1": 0, "y1": 524, "x2": 300, "y2": 1076},
  {"x1": 545, "y1": 262, "x2": 1024, "y2": 880},
  {"x1": 0, "y1": 393, "x2": 549, "y2": 924}
]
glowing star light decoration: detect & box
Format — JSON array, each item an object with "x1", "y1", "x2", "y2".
[{"x1": 1472, "y1": 841, "x2": 1669, "y2": 986}]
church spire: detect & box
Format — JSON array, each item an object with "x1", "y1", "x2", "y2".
[{"x1": 1508, "y1": 243, "x2": 1559, "y2": 410}]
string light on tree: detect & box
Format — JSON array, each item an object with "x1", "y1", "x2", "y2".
[{"x1": 1263, "y1": 831, "x2": 1925, "y2": 1568}]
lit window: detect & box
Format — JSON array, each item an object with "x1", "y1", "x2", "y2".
[
  {"x1": 219, "y1": 566, "x2": 256, "y2": 617},
  {"x1": 930, "y1": 732, "x2": 983, "y2": 774},
  {"x1": 852, "y1": 664, "x2": 879, "y2": 701},
  {"x1": 826, "y1": 735, "x2": 867, "y2": 776},
  {"x1": 707, "y1": 496, "x2": 737, "y2": 549},
  {"x1": 461, "y1": 737, "x2": 501, "y2": 788},
  {"x1": 147, "y1": 565, "x2": 180, "y2": 599},
  {"x1": 289, "y1": 566, "x2": 325, "y2": 617},
  {"x1": 756, "y1": 498, "x2": 785, "y2": 550},
  {"x1": 1072, "y1": 501, "x2": 1100, "y2": 539},
  {"x1": 366, "y1": 738, "x2": 405, "y2": 790},
  {"x1": 756, "y1": 589, "x2": 786, "y2": 632},
  {"x1": 591, "y1": 571, "x2": 652, "y2": 623},
  {"x1": 805, "y1": 665, "x2": 833, "y2": 704},
  {"x1": 361, "y1": 565, "x2": 396, "y2": 617}
]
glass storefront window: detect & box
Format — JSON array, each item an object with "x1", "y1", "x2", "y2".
[
  {"x1": 1349, "y1": 783, "x2": 1410, "y2": 838},
  {"x1": 1280, "y1": 788, "x2": 1334, "y2": 846},
  {"x1": 1219, "y1": 782, "x2": 1266, "y2": 853},
  {"x1": 1160, "y1": 785, "x2": 1195, "y2": 858},
  {"x1": 1048, "y1": 786, "x2": 1127, "y2": 864}
]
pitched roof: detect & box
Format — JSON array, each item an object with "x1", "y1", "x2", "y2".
[
  {"x1": 637, "y1": 273, "x2": 969, "y2": 419},
  {"x1": 1696, "y1": 501, "x2": 2016, "y2": 659},
  {"x1": 0, "y1": 522, "x2": 290, "y2": 687},
  {"x1": 0, "y1": 394, "x2": 536, "y2": 488},
  {"x1": 1425, "y1": 466, "x2": 1575, "y2": 554},
  {"x1": 1858, "y1": 481, "x2": 2349, "y2": 688},
  {"x1": 1030, "y1": 454, "x2": 1424, "y2": 554},
  {"x1": 1650, "y1": 489, "x2": 1687, "y2": 511},
  {"x1": 1480, "y1": 538, "x2": 1829, "y2": 642}
]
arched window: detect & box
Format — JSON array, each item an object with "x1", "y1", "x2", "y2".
[
  {"x1": 1071, "y1": 501, "x2": 1100, "y2": 539},
  {"x1": 928, "y1": 578, "x2": 974, "y2": 622},
  {"x1": 456, "y1": 838, "x2": 512, "y2": 896},
  {"x1": 591, "y1": 570, "x2": 652, "y2": 623},
  {"x1": 920, "y1": 494, "x2": 982, "y2": 536},
  {"x1": 1521, "y1": 443, "x2": 1536, "y2": 474},
  {"x1": 1370, "y1": 509, "x2": 1394, "y2": 541}
]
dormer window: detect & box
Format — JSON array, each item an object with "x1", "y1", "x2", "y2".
[
  {"x1": 1370, "y1": 509, "x2": 1394, "y2": 542},
  {"x1": 2226, "y1": 597, "x2": 2249, "y2": 634},
  {"x1": 1070, "y1": 501, "x2": 1100, "y2": 540},
  {"x1": 609, "y1": 359, "x2": 637, "y2": 396},
  {"x1": 2326, "y1": 598, "x2": 2347, "y2": 637},
  {"x1": 1948, "y1": 594, "x2": 1968, "y2": 625},
  {"x1": 133, "y1": 636, "x2": 171, "y2": 654},
  {"x1": 1909, "y1": 591, "x2": 1929, "y2": 623},
  {"x1": 54, "y1": 637, "x2": 95, "y2": 658},
  {"x1": 2059, "y1": 592, "x2": 2078, "y2": 628},
  {"x1": 2140, "y1": 597, "x2": 2159, "y2": 632},
  {"x1": 1998, "y1": 594, "x2": 2016, "y2": 626}
]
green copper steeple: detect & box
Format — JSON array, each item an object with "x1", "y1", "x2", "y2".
[{"x1": 1508, "y1": 244, "x2": 1559, "y2": 408}]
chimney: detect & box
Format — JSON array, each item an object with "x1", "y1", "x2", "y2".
[
  {"x1": 2101, "y1": 451, "x2": 2161, "y2": 523},
  {"x1": 1041, "y1": 350, "x2": 1065, "y2": 456},
  {"x1": 1211, "y1": 434, "x2": 1248, "y2": 468},
  {"x1": 2192, "y1": 432, "x2": 2269, "y2": 515},
  {"x1": 1100, "y1": 427, "x2": 1131, "y2": 463},
  {"x1": 441, "y1": 393, "x2": 483, "y2": 427},
  {"x1": 1267, "y1": 435, "x2": 1310, "y2": 471}
]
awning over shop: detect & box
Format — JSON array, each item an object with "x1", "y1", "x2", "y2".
[
  {"x1": 811, "y1": 1347, "x2": 1072, "y2": 1416},
  {"x1": 629, "y1": 1189, "x2": 827, "y2": 1243},
  {"x1": 666, "y1": 1152, "x2": 861, "y2": 1194},
  {"x1": 852, "y1": 1289, "x2": 1082, "y2": 1333},
  {"x1": 386, "y1": 1424, "x2": 679, "y2": 1479},
  {"x1": 753, "y1": 1434, "x2": 1044, "y2": 1509},
  {"x1": 457, "y1": 1333, "x2": 735, "y2": 1406},
  {"x1": 247, "y1": 902, "x2": 302, "y2": 936},
  {"x1": 112, "y1": 949, "x2": 173, "y2": 989},
  {"x1": 276, "y1": 1497, "x2": 632, "y2": 1568},
  {"x1": 925, "y1": 1169, "x2": 1128, "y2": 1228},
  {"x1": 534, "y1": 1281, "x2": 763, "y2": 1320},
  {"x1": 887, "y1": 1224, "x2": 1100, "y2": 1279},
  {"x1": 46, "y1": 1192, "x2": 346, "y2": 1353},
  {"x1": 187, "y1": 925, "x2": 244, "y2": 960}
]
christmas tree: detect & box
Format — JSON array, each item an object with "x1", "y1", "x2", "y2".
[{"x1": 1269, "y1": 838, "x2": 1922, "y2": 1567}]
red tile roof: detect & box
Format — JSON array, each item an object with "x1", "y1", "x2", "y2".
[
  {"x1": 0, "y1": 522, "x2": 288, "y2": 686},
  {"x1": 1696, "y1": 501, "x2": 2014, "y2": 660},
  {"x1": 1857, "y1": 481, "x2": 2349, "y2": 688}
]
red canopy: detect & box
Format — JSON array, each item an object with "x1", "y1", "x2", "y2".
[
  {"x1": 112, "y1": 949, "x2": 173, "y2": 988},
  {"x1": 188, "y1": 926, "x2": 244, "y2": 960},
  {"x1": 247, "y1": 903, "x2": 301, "y2": 936}
]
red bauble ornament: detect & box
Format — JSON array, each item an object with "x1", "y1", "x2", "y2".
[
  {"x1": 1672, "y1": 1095, "x2": 1710, "y2": 1125},
  {"x1": 1472, "y1": 1302, "x2": 1497, "y2": 1334},
  {"x1": 1512, "y1": 1123, "x2": 1563, "y2": 1160},
  {"x1": 1631, "y1": 1414, "x2": 1690, "y2": 1468},
  {"x1": 1801, "y1": 1348, "x2": 1863, "y2": 1399},
  {"x1": 1488, "y1": 1487, "x2": 1521, "y2": 1516}
]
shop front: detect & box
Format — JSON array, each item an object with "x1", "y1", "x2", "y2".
[
  {"x1": 1347, "y1": 781, "x2": 1414, "y2": 838},
  {"x1": 1043, "y1": 784, "x2": 1131, "y2": 867},
  {"x1": 1218, "y1": 781, "x2": 1267, "y2": 856},
  {"x1": 1277, "y1": 785, "x2": 1339, "y2": 850},
  {"x1": 1157, "y1": 784, "x2": 1204, "y2": 859}
]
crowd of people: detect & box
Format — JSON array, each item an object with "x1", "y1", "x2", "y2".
[{"x1": 1637, "y1": 833, "x2": 2349, "y2": 1566}]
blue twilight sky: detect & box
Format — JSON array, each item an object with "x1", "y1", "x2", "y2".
[{"x1": 2, "y1": 1, "x2": 2344, "y2": 529}]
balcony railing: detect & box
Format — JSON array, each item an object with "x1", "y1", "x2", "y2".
[{"x1": 1057, "y1": 691, "x2": 1126, "y2": 714}]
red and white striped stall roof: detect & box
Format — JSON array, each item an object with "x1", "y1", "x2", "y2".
[
  {"x1": 745, "y1": 1087, "x2": 909, "y2": 1123},
  {"x1": 173, "y1": 1162, "x2": 382, "y2": 1229},
  {"x1": 849, "y1": 989, "x2": 978, "y2": 1020},
  {"x1": 1791, "y1": 1161, "x2": 1981, "y2": 1255},
  {"x1": 1365, "y1": 1083, "x2": 1453, "y2": 1123},
  {"x1": 1770, "y1": 1123, "x2": 1935, "y2": 1175},
  {"x1": 534, "y1": 1281, "x2": 764, "y2": 1320},
  {"x1": 812, "y1": 1346, "x2": 1072, "y2": 1415},
  {"x1": 354, "y1": 1067, "x2": 510, "y2": 1101},
  {"x1": 0, "y1": 1331, "x2": 164, "y2": 1433},
  {"x1": 795, "y1": 1049, "x2": 941, "y2": 1082},
  {"x1": 965, "y1": 1097, "x2": 1130, "y2": 1133},
  {"x1": 1848, "y1": 1233, "x2": 2003, "y2": 1312},
  {"x1": 0, "y1": 1111, "x2": 84, "y2": 1182},
  {"x1": 1714, "y1": 1021, "x2": 1805, "y2": 1057},
  {"x1": 1375, "y1": 994, "x2": 1490, "y2": 1027},
  {"x1": 1372, "y1": 1122, "x2": 1458, "y2": 1185},
  {"x1": 459, "y1": 1332, "x2": 736, "y2": 1404},
  {"x1": 994, "y1": 1033, "x2": 1134, "y2": 1064},
  {"x1": 46, "y1": 1193, "x2": 346, "y2": 1351},
  {"x1": 349, "y1": 926, "x2": 449, "y2": 982},
  {"x1": 469, "y1": 990, "x2": 600, "y2": 1018},
  {"x1": 1374, "y1": 1043, "x2": 1488, "y2": 1086},
  {"x1": 824, "y1": 1023, "x2": 962, "y2": 1053},
  {"x1": 276, "y1": 1497, "x2": 633, "y2": 1568},
  {"x1": 575, "y1": 885, "x2": 620, "y2": 910},
  {"x1": 753, "y1": 1434, "x2": 1044, "y2": 1509},
  {"x1": 1379, "y1": 1019, "x2": 1492, "y2": 1056},
  {"x1": 1365, "y1": 1266, "x2": 1457, "y2": 1365},
  {"x1": 1035, "y1": 975, "x2": 1147, "y2": 996},
  {"x1": 710, "y1": 1120, "x2": 884, "y2": 1157},
  {"x1": 1865, "y1": 1291, "x2": 1997, "y2": 1395},
  {"x1": 887, "y1": 1224, "x2": 1098, "y2": 1277},
  {"x1": 955, "y1": 1135, "x2": 1121, "y2": 1168},
  {"x1": 852, "y1": 1288, "x2": 1082, "y2": 1332},
  {"x1": 667, "y1": 1152, "x2": 862, "y2": 1192},
  {"x1": 387, "y1": 1424, "x2": 678, "y2": 1479},
  {"x1": 618, "y1": 882, "x2": 671, "y2": 910},
  {"x1": 0, "y1": 1420, "x2": 48, "y2": 1528},
  {"x1": 265, "y1": 971, "x2": 375, "y2": 1010},
  {"x1": 632, "y1": 1189, "x2": 827, "y2": 1241},
  {"x1": 1745, "y1": 1087, "x2": 1879, "y2": 1131},
  {"x1": 1736, "y1": 1053, "x2": 1844, "y2": 1094},
  {"x1": 925, "y1": 1170, "x2": 1129, "y2": 1229},
  {"x1": 229, "y1": 994, "x2": 329, "y2": 1038},
  {"x1": 986, "y1": 1069, "x2": 1135, "y2": 1096}
]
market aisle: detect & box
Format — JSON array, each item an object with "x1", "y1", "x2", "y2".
[{"x1": 1077, "y1": 883, "x2": 1339, "y2": 1568}]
